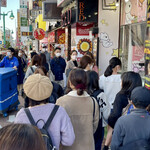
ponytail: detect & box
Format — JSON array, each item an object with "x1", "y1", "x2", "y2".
[
  {"x1": 104, "y1": 65, "x2": 113, "y2": 77},
  {"x1": 104, "y1": 57, "x2": 121, "y2": 77}
]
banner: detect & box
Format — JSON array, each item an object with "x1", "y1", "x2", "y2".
[{"x1": 1, "y1": 0, "x2": 7, "y2": 7}]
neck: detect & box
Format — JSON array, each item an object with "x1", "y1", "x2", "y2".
[{"x1": 8, "y1": 56, "x2": 12, "y2": 59}]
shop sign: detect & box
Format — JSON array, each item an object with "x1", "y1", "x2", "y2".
[
  {"x1": 21, "y1": 17, "x2": 28, "y2": 26},
  {"x1": 17, "y1": 12, "x2": 21, "y2": 38},
  {"x1": 77, "y1": 0, "x2": 98, "y2": 23},
  {"x1": 20, "y1": 0, "x2": 27, "y2": 8},
  {"x1": 22, "y1": 32, "x2": 33, "y2": 36},
  {"x1": 34, "y1": 28, "x2": 45, "y2": 40},
  {"x1": 1, "y1": 0, "x2": 7, "y2": 7},
  {"x1": 48, "y1": 32, "x2": 55, "y2": 43},
  {"x1": 57, "y1": 30, "x2": 65, "y2": 44},
  {"x1": 79, "y1": 2, "x2": 85, "y2": 21},
  {"x1": 76, "y1": 23, "x2": 94, "y2": 36}
]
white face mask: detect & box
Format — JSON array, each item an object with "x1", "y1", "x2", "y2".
[
  {"x1": 7, "y1": 52, "x2": 11, "y2": 57},
  {"x1": 55, "y1": 53, "x2": 61, "y2": 57},
  {"x1": 18, "y1": 53, "x2": 22, "y2": 57},
  {"x1": 71, "y1": 55, "x2": 77, "y2": 60}
]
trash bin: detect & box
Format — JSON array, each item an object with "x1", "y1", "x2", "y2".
[{"x1": 0, "y1": 68, "x2": 19, "y2": 117}]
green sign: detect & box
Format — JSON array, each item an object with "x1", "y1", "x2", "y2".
[
  {"x1": 21, "y1": 17, "x2": 28, "y2": 26},
  {"x1": 20, "y1": 5, "x2": 27, "y2": 8}
]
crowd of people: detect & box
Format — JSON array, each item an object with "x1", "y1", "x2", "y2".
[{"x1": 0, "y1": 46, "x2": 150, "y2": 150}]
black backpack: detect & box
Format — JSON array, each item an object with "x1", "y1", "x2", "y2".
[{"x1": 24, "y1": 105, "x2": 59, "y2": 150}]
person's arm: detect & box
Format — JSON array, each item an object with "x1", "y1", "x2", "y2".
[
  {"x1": 24, "y1": 67, "x2": 32, "y2": 82},
  {"x1": 14, "y1": 57, "x2": 19, "y2": 68},
  {"x1": 0, "y1": 57, "x2": 6, "y2": 67},
  {"x1": 60, "y1": 107, "x2": 75, "y2": 146},
  {"x1": 111, "y1": 118, "x2": 124, "y2": 150},
  {"x1": 108, "y1": 94, "x2": 127, "y2": 128}
]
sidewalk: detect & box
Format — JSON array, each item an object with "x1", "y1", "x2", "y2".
[{"x1": 0, "y1": 96, "x2": 24, "y2": 128}]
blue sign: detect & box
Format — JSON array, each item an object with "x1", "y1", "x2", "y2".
[{"x1": 0, "y1": 41, "x2": 2, "y2": 44}]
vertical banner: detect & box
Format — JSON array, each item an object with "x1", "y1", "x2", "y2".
[
  {"x1": 1, "y1": 0, "x2": 7, "y2": 7},
  {"x1": 144, "y1": 0, "x2": 150, "y2": 90}
]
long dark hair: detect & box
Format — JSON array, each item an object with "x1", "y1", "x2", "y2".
[
  {"x1": 104, "y1": 57, "x2": 121, "y2": 77},
  {"x1": 86, "y1": 71, "x2": 99, "y2": 95},
  {"x1": 0, "y1": 124, "x2": 46, "y2": 150},
  {"x1": 120, "y1": 71, "x2": 142, "y2": 99},
  {"x1": 67, "y1": 68, "x2": 87, "y2": 96},
  {"x1": 40, "y1": 53, "x2": 47, "y2": 66}
]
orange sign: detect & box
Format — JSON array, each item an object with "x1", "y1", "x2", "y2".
[{"x1": 79, "y1": 2, "x2": 85, "y2": 21}]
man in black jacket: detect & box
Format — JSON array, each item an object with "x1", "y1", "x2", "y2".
[{"x1": 111, "y1": 87, "x2": 150, "y2": 150}]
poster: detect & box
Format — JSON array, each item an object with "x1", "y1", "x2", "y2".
[{"x1": 121, "y1": 0, "x2": 147, "y2": 25}]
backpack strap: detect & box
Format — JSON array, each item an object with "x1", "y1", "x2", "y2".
[
  {"x1": 30, "y1": 66, "x2": 34, "y2": 73},
  {"x1": 24, "y1": 108, "x2": 36, "y2": 126},
  {"x1": 44, "y1": 105, "x2": 59, "y2": 130},
  {"x1": 91, "y1": 97, "x2": 95, "y2": 119}
]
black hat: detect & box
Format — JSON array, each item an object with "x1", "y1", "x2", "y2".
[
  {"x1": 8, "y1": 48, "x2": 15, "y2": 53},
  {"x1": 131, "y1": 87, "x2": 150, "y2": 108}
]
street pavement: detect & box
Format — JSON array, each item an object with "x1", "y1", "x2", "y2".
[{"x1": 0, "y1": 96, "x2": 24, "y2": 128}]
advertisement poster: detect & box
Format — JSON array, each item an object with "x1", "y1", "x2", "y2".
[
  {"x1": 57, "y1": 29, "x2": 65, "y2": 44},
  {"x1": 121, "y1": 0, "x2": 147, "y2": 25},
  {"x1": 48, "y1": 32, "x2": 55, "y2": 43}
]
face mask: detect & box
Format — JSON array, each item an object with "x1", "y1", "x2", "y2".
[
  {"x1": 55, "y1": 53, "x2": 61, "y2": 57},
  {"x1": 71, "y1": 55, "x2": 77, "y2": 60},
  {"x1": 7, "y1": 52, "x2": 11, "y2": 57},
  {"x1": 18, "y1": 53, "x2": 22, "y2": 57}
]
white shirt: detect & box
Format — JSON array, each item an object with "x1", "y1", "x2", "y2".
[{"x1": 99, "y1": 74, "x2": 121, "y2": 109}]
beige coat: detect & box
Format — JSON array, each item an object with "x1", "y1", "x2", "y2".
[
  {"x1": 56, "y1": 91, "x2": 99, "y2": 150},
  {"x1": 65, "y1": 60, "x2": 79, "y2": 77}
]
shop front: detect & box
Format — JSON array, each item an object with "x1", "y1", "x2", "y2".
[{"x1": 58, "y1": 0, "x2": 98, "y2": 61}]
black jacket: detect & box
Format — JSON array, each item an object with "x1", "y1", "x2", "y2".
[{"x1": 108, "y1": 92, "x2": 128, "y2": 128}]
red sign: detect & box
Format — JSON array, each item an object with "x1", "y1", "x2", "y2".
[
  {"x1": 48, "y1": 32, "x2": 55, "y2": 43},
  {"x1": 57, "y1": 29, "x2": 65, "y2": 44},
  {"x1": 76, "y1": 23, "x2": 94, "y2": 36},
  {"x1": 34, "y1": 28, "x2": 45, "y2": 40}
]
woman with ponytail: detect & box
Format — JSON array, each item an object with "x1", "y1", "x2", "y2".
[
  {"x1": 56, "y1": 68, "x2": 99, "y2": 150},
  {"x1": 99, "y1": 57, "x2": 122, "y2": 150},
  {"x1": 99, "y1": 57, "x2": 122, "y2": 109}
]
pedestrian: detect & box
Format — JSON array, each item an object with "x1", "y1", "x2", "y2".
[
  {"x1": 17, "y1": 49, "x2": 27, "y2": 95},
  {"x1": 56, "y1": 68, "x2": 99, "y2": 150},
  {"x1": 15, "y1": 74, "x2": 75, "y2": 150},
  {"x1": 100, "y1": 57, "x2": 122, "y2": 150},
  {"x1": 86, "y1": 70, "x2": 111, "y2": 150},
  {"x1": 79, "y1": 55, "x2": 94, "y2": 71},
  {"x1": 41, "y1": 45, "x2": 51, "y2": 65},
  {"x1": 34, "y1": 66, "x2": 64, "y2": 104},
  {"x1": 24, "y1": 54, "x2": 41, "y2": 81},
  {"x1": 50, "y1": 47, "x2": 66, "y2": 88},
  {"x1": 103, "y1": 71, "x2": 142, "y2": 150},
  {"x1": 40, "y1": 53, "x2": 49, "y2": 72},
  {"x1": 65, "y1": 50, "x2": 78, "y2": 78},
  {"x1": 0, "y1": 47, "x2": 19, "y2": 70},
  {"x1": 111, "y1": 87, "x2": 150, "y2": 150},
  {"x1": 85, "y1": 51, "x2": 98, "y2": 73},
  {"x1": 0, "y1": 124, "x2": 46, "y2": 150}
]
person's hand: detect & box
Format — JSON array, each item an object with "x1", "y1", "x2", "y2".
[{"x1": 13, "y1": 66, "x2": 17, "y2": 70}]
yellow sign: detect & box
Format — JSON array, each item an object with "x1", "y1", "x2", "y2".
[{"x1": 35, "y1": 14, "x2": 46, "y2": 31}]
